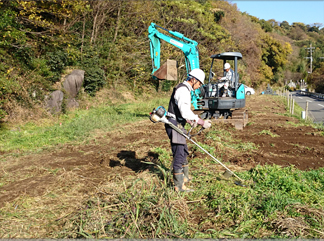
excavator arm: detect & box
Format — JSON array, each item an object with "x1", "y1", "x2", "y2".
[{"x1": 148, "y1": 22, "x2": 200, "y2": 77}]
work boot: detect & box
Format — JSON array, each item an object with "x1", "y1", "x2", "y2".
[
  {"x1": 182, "y1": 164, "x2": 192, "y2": 183},
  {"x1": 173, "y1": 169, "x2": 194, "y2": 192}
]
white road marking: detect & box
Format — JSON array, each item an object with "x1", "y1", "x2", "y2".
[
  {"x1": 298, "y1": 97, "x2": 303, "y2": 99},
  {"x1": 318, "y1": 104, "x2": 324, "y2": 108},
  {"x1": 306, "y1": 100, "x2": 312, "y2": 102}
]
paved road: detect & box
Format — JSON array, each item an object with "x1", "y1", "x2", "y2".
[{"x1": 291, "y1": 91, "x2": 324, "y2": 123}]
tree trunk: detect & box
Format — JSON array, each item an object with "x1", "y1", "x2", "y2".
[
  {"x1": 91, "y1": 12, "x2": 98, "y2": 44},
  {"x1": 81, "y1": 15, "x2": 86, "y2": 62},
  {"x1": 113, "y1": 2, "x2": 122, "y2": 43}
]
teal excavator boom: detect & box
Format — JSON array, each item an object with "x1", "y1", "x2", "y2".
[{"x1": 148, "y1": 22, "x2": 200, "y2": 77}]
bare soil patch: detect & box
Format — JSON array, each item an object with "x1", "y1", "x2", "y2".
[{"x1": 234, "y1": 95, "x2": 324, "y2": 170}]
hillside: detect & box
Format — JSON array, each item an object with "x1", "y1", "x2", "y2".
[
  {"x1": 1, "y1": 94, "x2": 324, "y2": 238},
  {"x1": 0, "y1": 0, "x2": 323, "y2": 125}
]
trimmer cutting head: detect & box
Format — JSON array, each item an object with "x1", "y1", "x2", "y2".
[
  {"x1": 223, "y1": 170, "x2": 246, "y2": 187},
  {"x1": 234, "y1": 181, "x2": 247, "y2": 187}
]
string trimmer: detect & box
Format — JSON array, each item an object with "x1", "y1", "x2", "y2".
[{"x1": 149, "y1": 106, "x2": 245, "y2": 185}]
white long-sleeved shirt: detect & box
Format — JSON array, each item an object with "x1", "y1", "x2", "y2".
[
  {"x1": 174, "y1": 81, "x2": 199, "y2": 122},
  {"x1": 219, "y1": 69, "x2": 235, "y2": 88},
  {"x1": 219, "y1": 69, "x2": 233, "y2": 81}
]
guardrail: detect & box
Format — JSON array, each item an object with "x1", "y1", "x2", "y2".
[{"x1": 299, "y1": 90, "x2": 324, "y2": 99}]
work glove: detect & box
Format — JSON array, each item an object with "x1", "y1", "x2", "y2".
[
  {"x1": 187, "y1": 120, "x2": 197, "y2": 128},
  {"x1": 203, "y1": 120, "x2": 212, "y2": 129},
  {"x1": 198, "y1": 119, "x2": 212, "y2": 129}
]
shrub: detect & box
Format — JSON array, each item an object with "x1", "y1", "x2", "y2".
[
  {"x1": 214, "y1": 10, "x2": 225, "y2": 23},
  {"x1": 83, "y1": 67, "x2": 106, "y2": 96},
  {"x1": 82, "y1": 48, "x2": 106, "y2": 96},
  {"x1": 46, "y1": 50, "x2": 68, "y2": 83}
]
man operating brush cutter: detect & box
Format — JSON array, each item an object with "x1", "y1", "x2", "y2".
[
  {"x1": 150, "y1": 69, "x2": 245, "y2": 192},
  {"x1": 158, "y1": 69, "x2": 212, "y2": 192},
  {"x1": 150, "y1": 105, "x2": 246, "y2": 191}
]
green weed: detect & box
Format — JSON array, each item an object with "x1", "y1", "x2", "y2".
[
  {"x1": 55, "y1": 178, "x2": 189, "y2": 239},
  {"x1": 204, "y1": 128, "x2": 258, "y2": 152},
  {"x1": 257, "y1": 129, "x2": 279, "y2": 137},
  {"x1": 191, "y1": 165, "x2": 324, "y2": 238}
]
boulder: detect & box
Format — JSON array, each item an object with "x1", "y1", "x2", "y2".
[
  {"x1": 62, "y1": 69, "x2": 85, "y2": 110},
  {"x1": 45, "y1": 70, "x2": 85, "y2": 114},
  {"x1": 63, "y1": 69, "x2": 85, "y2": 98},
  {"x1": 45, "y1": 90, "x2": 64, "y2": 114}
]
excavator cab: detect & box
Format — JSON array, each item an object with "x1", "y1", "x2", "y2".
[
  {"x1": 192, "y1": 52, "x2": 246, "y2": 120},
  {"x1": 207, "y1": 52, "x2": 244, "y2": 99}
]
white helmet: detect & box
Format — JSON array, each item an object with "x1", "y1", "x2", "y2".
[
  {"x1": 189, "y1": 68, "x2": 205, "y2": 85},
  {"x1": 224, "y1": 63, "x2": 231, "y2": 70}
]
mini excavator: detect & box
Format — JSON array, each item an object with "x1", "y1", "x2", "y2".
[{"x1": 148, "y1": 23, "x2": 248, "y2": 130}]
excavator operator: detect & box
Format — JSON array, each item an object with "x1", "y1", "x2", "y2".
[
  {"x1": 165, "y1": 68, "x2": 212, "y2": 192},
  {"x1": 217, "y1": 63, "x2": 235, "y2": 97}
]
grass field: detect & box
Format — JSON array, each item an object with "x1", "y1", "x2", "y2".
[{"x1": 1, "y1": 93, "x2": 324, "y2": 239}]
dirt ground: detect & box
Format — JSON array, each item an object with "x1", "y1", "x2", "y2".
[
  {"x1": 1, "y1": 94, "x2": 324, "y2": 208},
  {"x1": 234, "y1": 96, "x2": 324, "y2": 169}
]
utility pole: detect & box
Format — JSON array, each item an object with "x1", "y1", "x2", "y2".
[{"x1": 305, "y1": 43, "x2": 315, "y2": 73}]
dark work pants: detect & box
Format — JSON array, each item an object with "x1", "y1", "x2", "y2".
[{"x1": 165, "y1": 124, "x2": 189, "y2": 170}]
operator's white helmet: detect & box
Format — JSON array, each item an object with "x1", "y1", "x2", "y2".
[
  {"x1": 224, "y1": 63, "x2": 231, "y2": 70},
  {"x1": 189, "y1": 68, "x2": 205, "y2": 85}
]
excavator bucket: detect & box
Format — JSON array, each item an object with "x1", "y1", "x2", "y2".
[{"x1": 153, "y1": 59, "x2": 177, "y2": 80}]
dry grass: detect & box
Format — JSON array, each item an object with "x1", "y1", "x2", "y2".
[
  {"x1": 273, "y1": 216, "x2": 310, "y2": 237},
  {"x1": 272, "y1": 204, "x2": 324, "y2": 238},
  {"x1": 2, "y1": 92, "x2": 324, "y2": 239},
  {"x1": 2, "y1": 101, "x2": 54, "y2": 127}
]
